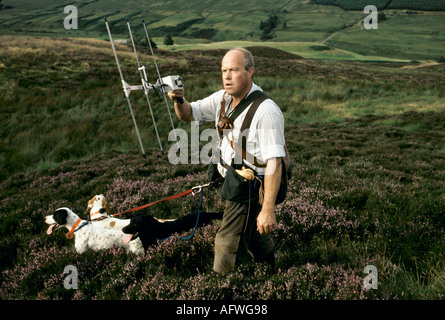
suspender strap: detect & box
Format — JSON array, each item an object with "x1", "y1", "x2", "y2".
[
  {"x1": 223, "y1": 92, "x2": 269, "y2": 168},
  {"x1": 228, "y1": 90, "x2": 265, "y2": 123},
  {"x1": 239, "y1": 93, "x2": 269, "y2": 148}
]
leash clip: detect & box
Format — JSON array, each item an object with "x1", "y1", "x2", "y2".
[
  {"x1": 191, "y1": 182, "x2": 211, "y2": 196},
  {"x1": 191, "y1": 186, "x2": 202, "y2": 196}
]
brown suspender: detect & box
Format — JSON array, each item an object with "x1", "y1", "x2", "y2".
[{"x1": 220, "y1": 92, "x2": 269, "y2": 168}]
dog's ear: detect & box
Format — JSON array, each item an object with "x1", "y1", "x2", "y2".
[
  {"x1": 123, "y1": 214, "x2": 146, "y2": 234},
  {"x1": 122, "y1": 222, "x2": 135, "y2": 234},
  {"x1": 102, "y1": 198, "x2": 110, "y2": 214},
  {"x1": 141, "y1": 215, "x2": 158, "y2": 230},
  {"x1": 53, "y1": 209, "x2": 68, "y2": 225},
  {"x1": 86, "y1": 197, "x2": 95, "y2": 213}
]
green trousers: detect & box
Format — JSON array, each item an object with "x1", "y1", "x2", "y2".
[{"x1": 213, "y1": 200, "x2": 275, "y2": 273}]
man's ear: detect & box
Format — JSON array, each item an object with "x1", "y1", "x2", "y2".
[{"x1": 248, "y1": 67, "x2": 255, "y2": 78}]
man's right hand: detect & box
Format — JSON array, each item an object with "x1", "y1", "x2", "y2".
[
  {"x1": 168, "y1": 89, "x2": 194, "y2": 121},
  {"x1": 167, "y1": 89, "x2": 184, "y2": 103}
]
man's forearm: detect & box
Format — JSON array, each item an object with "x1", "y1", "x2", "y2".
[
  {"x1": 173, "y1": 99, "x2": 194, "y2": 122},
  {"x1": 262, "y1": 158, "x2": 282, "y2": 210},
  {"x1": 256, "y1": 158, "x2": 282, "y2": 234},
  {"x1": 168, "y1": 89, "x2": 194, "y2": 122}
]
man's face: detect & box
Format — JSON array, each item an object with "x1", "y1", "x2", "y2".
[{"x1": 221, "y1": 50, "x2": 254, "y2": 99}]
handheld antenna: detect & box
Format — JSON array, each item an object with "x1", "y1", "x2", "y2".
[
  {"x1": 105, "y1": 17, "x2": 146, "y2": 158},
  {"x1": 126, "y1": 19, "x2": 164, "y2": 154},
  {"x1": 142, "y1": 19, "x2": 178, "y2": 142}
]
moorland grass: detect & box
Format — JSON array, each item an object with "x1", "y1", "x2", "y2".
[{"x1": 1, "y1": 36, "x2": 444, "y2": 180}]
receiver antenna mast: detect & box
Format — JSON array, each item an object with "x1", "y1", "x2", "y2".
[
  {"x1": 105, "y1": 17, "x2": 147, "y2": 157},
  {"x1": 126, "y1": 18, "x2": 164, "y2": 153},
  {"x1": 142, "y1": 19, "x2": 179, "y2": 141}
]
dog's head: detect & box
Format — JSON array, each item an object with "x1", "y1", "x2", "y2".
[
  {"x1": 122, "y1": 213, "x2": 158, "y2": 249},
  {"x1": 87, "y1": 194, "x2": 110, "y2": 220},
  {"x1": 45, "y1": 207, "x2": 79, "y2": 235}
]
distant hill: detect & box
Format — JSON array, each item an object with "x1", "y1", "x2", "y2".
[
  {"x1": 0, "y1": 0, "x2": 443, "y2": 40},
  {"x1": 310, "y1": 0, "x2": 445, "y2": 11},
  {"x1": 0, "y1": 0, "x2": 443, "y2": 60}
]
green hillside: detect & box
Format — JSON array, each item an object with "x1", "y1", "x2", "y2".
[
  {"x1": 0, "y1": 0, "x2": 444, "y2": 60},
  {"x1": 310, "y1": 0, "x2": 445, "y2": 11}
]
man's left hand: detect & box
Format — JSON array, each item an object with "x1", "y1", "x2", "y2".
[{"x1": 257, "y1": 208, "x2": 277, "y2": 235}]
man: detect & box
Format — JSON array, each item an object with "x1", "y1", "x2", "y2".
[{"x1": 168, "y1": 47, "x2": 285, "y2": 272}]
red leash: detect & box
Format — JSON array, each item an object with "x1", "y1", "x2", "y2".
[{"x1": 112, "y1": 188, "x2": 194, "y2": 217}]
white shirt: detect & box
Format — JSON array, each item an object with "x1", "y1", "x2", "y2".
[{"x1": 190, "y1": 83, "x2": 285, "y2": 176}]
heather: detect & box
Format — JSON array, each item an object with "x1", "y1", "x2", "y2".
[{"x1": 1, "y1": 109, "x2": 444, "y2": 300}]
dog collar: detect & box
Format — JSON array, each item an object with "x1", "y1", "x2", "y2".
[
  {"x1": 66, "y1": 218, "x2": 81, "y2": 239},
  {"x1": 90, "y1": 211, "x2": 108, "y2": 221},
  {"x1": 90, "y1": 210, "x2": 99, "y2": 218},
  {"x1": 89, "y1": 211, "x2": 104, "y2": 220},
  {"x1": 66, "y1": 219, "x2": 88, "y2": 239}
]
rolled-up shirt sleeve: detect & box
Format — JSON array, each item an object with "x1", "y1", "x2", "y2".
[
  {"x1": 190, "y1": 90, "x2": 225, "y2": 125},
  {"x1": 256, "y1": 110, "x2": 286, "y2": 163}
]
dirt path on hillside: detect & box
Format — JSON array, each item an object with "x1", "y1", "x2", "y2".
[
  {"x1": 320, "y1": 18, "x2": 363, "y2": 45},
  {"x1": 401, "y1": 61, "x2": 441, "y2": 69}
]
